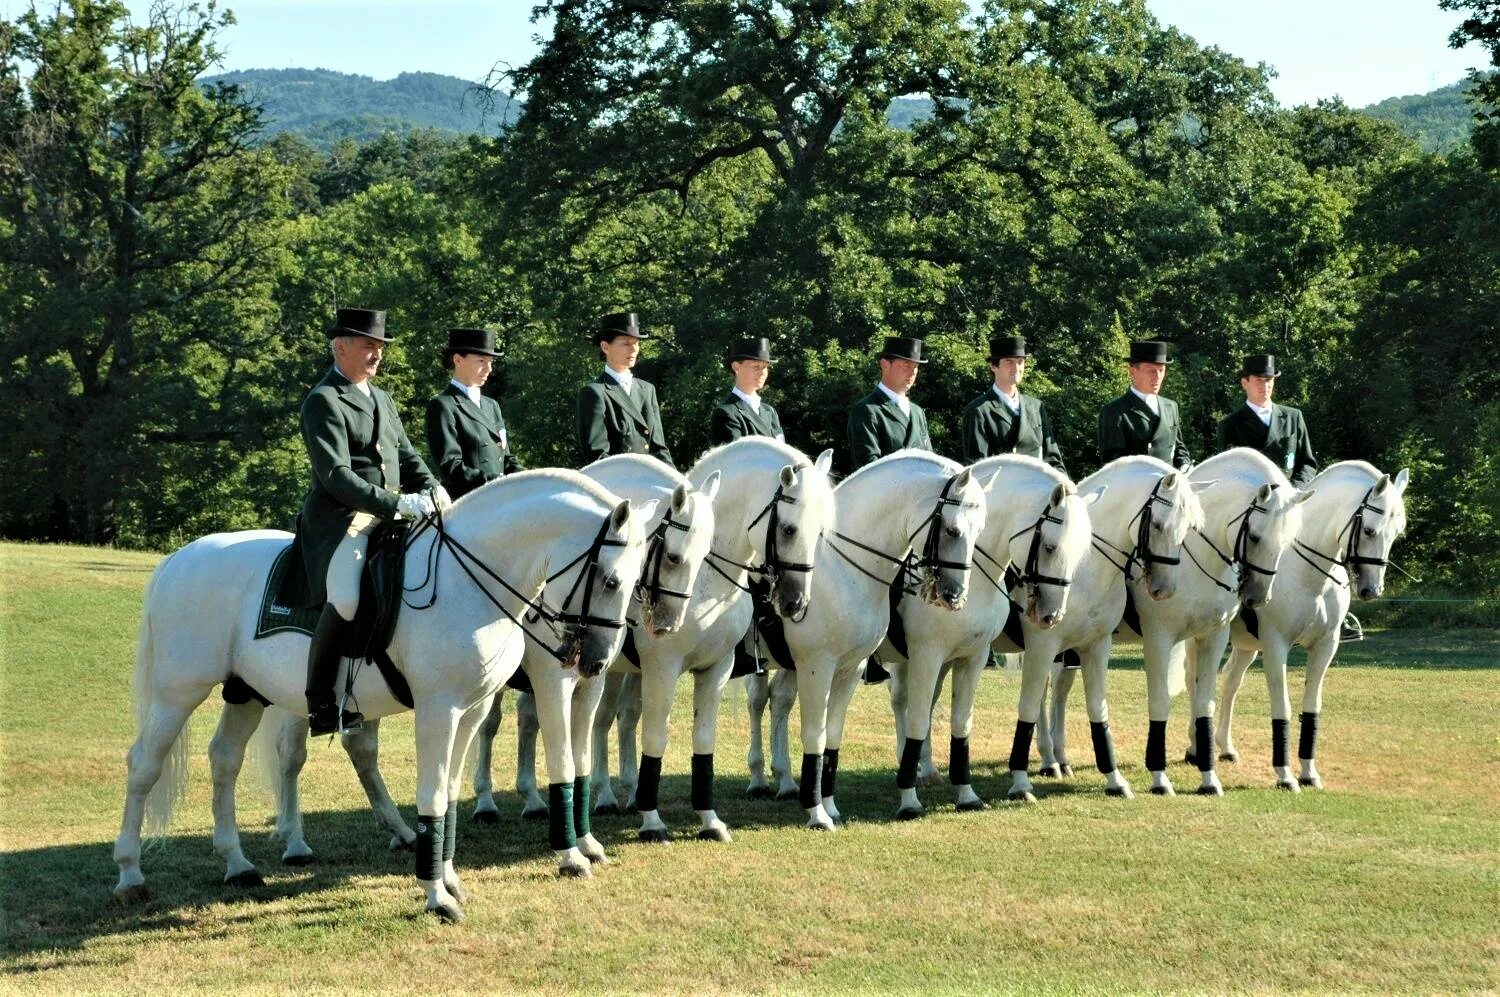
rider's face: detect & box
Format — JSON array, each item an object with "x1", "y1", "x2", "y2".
[
  {"x1": 1242, "y1": 374, "x2": 1275, "y2": 407},
  {"x1": 731, "y1": 358, "x2": 769, "y2": 394},
  {"x1": 880, "y1": 357, "x2": 920, "y2": 395},
  {"x1": 599, "y1": 334, "x2": 640, "y2": 371},
  {"x1": 990, "y1": 356, "x2": 1025, "y2": 393},
  {"x1": 335, "y1": 335, "x2": 384, "y2": 382},
  {"x1": 1129, "y1": 361, "x2": 1166, "y2": 395},
  {"x1": 451, "y1": 351, "x2": 495, "y2": 388}
]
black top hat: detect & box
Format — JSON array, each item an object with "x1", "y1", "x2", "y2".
[
  {"x1": 726, "y1": 337, "x2": 774, "y2": 368},
  {"x1": 880, "y1": 336, "x2": 928, "y2": 364},
  {"x1": 443, "y1": 328, "x2": 502, "y2": 360},
  {"x1": 987, "y1": 335, "x2": 1027, "y2": 361},
  {"x1": 594, "y1": 311, "x2": 648, "y2": 343},
  {"x1": 326, "y1": 307, "x2": 392, "y2": 341},
  {"x1": 1125, "y1": 340, "x2": 1173, "y2": 364},
  {"x1": 1239, "y1": 353, "x2": 1280, "y2": 378}
]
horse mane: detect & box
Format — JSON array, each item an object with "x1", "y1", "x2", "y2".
[
  {"x1": 448, "y1": 466, "x2": 619, "y2": 514},
  {"x1": 692, "y1": 436, "x2": 811, "y2": 471},
  {"x1": 1193, "y1": 447, "x2": 1292, "y2": 490},
  {"x1": 840, "y1": 448, "x2": 963, "y2": 487},
  {"x1": 973, "y1": 453, "x2": 1074, "y2": 492},
  {"x1": 585, "y1": 452, "x2": 692, "y2": 489},
  {"x1": 1314, "y1": 460, "x2": 1408, "y2": 533}
]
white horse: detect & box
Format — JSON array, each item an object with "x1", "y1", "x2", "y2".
[
  {"x1": 997, "y1": 456, "x2": 1210, "y2": 802},
  {"x1": 1212, "y1": 461, "x2": 1409, "y2": 789},
  {"x1": 1045, "y1": 448, "x2": 1312, "y2": 795},
  {"x1": 879, "y1": 455, "x2": 1100, "y2": 817},
  {"x1": 585, "y1": 439, "x2": 837, "y2": 842},
  {"x1": 113, "y1": 471, "x2": 651, "y2": 921},
  {"x1": 257, "y1": 455, "x2": 721, "y2": 877},
  {"x1": 744, "y1": 451, "x2": 991, "y2": 829}
]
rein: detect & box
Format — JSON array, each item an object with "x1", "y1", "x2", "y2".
[
  {"x1": 703, "y1": 479, "x2": 816, "y2": 611},
  {"x1": 1184, "y1": 494, "x2": 1281, "y2": 596},
  {"x1": 972, "y1": 506, "x2": 1072, "y2": 601},
  {"x1": 1091, "y1": 477, "x2": 1180, "y2": 581},
  {"x1": 823, "y1": 473, "x2": 973, "y2": 598},
  {"x1": 1292, "y1": 485, "x2": 1393, "y2": 588}
]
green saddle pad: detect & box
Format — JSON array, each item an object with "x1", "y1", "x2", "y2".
[{"x1": 256, "y1": 543, "x2": 321, "y2": 639}]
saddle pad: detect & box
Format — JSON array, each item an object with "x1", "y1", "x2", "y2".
[
  {"x1": 748, "y1": 577, "x2": 796, "y2": 670},
  {"x1": 256, "y1": 543, "x2": 323, "y2": 639},
  {"x1": 886, "y1": 571, "x2": 909, "y2": 659},
  {"x1": 1240, "y1": 605, "x2": 1260, "y2": 641}
]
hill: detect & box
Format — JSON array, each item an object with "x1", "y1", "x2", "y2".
[{"x1": 1361, "y1": 77, "x2": 1483, "y2": 152}]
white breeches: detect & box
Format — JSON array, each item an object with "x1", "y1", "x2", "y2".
[{"x1": 327, "y1": 511, "x2": 379, "y2": 621}]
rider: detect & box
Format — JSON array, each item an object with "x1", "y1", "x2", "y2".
[
  {"x1": 296, "y1": 308, "x2": 447, "y2": 736},
  {"x1": 960, "y1": 334, "x2": 1067, "y2": 473},
  {"x1": 577, "y1": 311, "x2": 676, "y2": 468},
  {"x1": 710, "y1": 337, "x2": 785, "y2": 444},
  {"x1": 1097, "y1": 339, "x2": 1193, "y2": 470},
  {"x1": 847, "y1": 335, "x2": 933, "y2": 471},
  {"x1": 1216, "y1": 353, "x2": 1318, "y2": 488},
  {"x1": 425, "y1": 327, "x2": 523, "y2": 498}
]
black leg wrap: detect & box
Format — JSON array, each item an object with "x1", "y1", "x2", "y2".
[
  {"x1": 691, "y1": 753, "x2": 714, "y2": 812},
  {"x1": 799, "y1": 753, "x2": 821, "y2": 809},
  {"x1": 1194, "y1": 717, "x2": 1214, "y2": 772},
  {"x1": 573, "y1": 776, "x2": 591, "y2": 838},
  {"x1": 636, "y1": 754, "x2": 662, "y2": 812},
  {"x1": 949, "y1": 736, "x2": 970, "y2": 786},
  {"x1": 1271, "y1": 718, "x2": 1289, "y2": 768},
  {"x1": 1090, "y1": 720, "x2": 1117, "y2": 775},
  {"x1": 821, "y1": 749, "x2": 839, "y2": 799},
  {"x1": 896, "y1": 736, "x2": 925, "y2": 790},
  {"x1": 1146, "y1": 720, "x2": 1167, "y2": 772},
  {"x1": 415, "y1": 813, "x2": 443, "y2": 882},
  {"x1": 1298, "y1": 711, "x2": 1319, "y2": 761},
  {"x1": 443, "y1": 802, "x2": 458, "y2": 863},
  {"x1": 548, "y1": 783, "x2": 577, "y2": 850},
  {"x1": 1009, "y1": 720, "x2": 1036, "y2": 772}
]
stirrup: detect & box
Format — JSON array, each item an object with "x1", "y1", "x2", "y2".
[
  {"x1": 1339, "y1": 612, "x2": 1365, "y2": 643},
  {"x1": 308, "y1": 704, "x2": 364, "y2": 737}
]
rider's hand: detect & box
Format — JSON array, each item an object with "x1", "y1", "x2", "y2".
[
  {"x1": 432, "y1": 486, "x2": 454, "y2": 515},
  {"x1": 396, "y1": 492, "x2": 435, "y2": 520}
]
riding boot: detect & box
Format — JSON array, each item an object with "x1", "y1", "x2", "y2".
[
  {"x1": 306, "y1": 603, "x2": 362, "y2": 736},
  {"x1": 1338, "y1": 611, "x2": 1364, "y2": 643}
]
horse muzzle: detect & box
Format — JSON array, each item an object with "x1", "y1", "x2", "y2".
[
  {"x1": 576, "y1": 628, "x2": 622, "y2": 677},
  {"x1": 773, "y1": 576, "x2": 811, "y2": 621}
]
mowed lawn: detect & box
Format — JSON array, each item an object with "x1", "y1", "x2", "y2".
[{"x1": 1, "y1": 542, "x2": 1497, "y2": 993}]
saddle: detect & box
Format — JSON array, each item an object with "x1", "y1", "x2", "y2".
[{"x1": 735, "y1": 577, "x2": 795, "y2": 675}]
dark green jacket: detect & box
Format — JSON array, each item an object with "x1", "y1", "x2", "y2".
[
  {"x1": 847, "y1": 387, "x2": 932, "y2": 471},
  {"x1": 425, "y1": 383, "x2": 523, "y2": 499},
  {"x1": 1217, "y1": 402, "x2": 1318, "y2": 488},
  {"x1": 1097, "y1": 390, "x2": 1192, "y2": 470},
  {"x1": 295, "y1": 366, "x2": 437, "y2": 604},
  {"x1": 960, "y1": 388, "x2": 1067, "y2": 473},
  {"x1": 577, "y1": 371, "x2": 675, "y2": 468},
  {"x1": 709, "y1": 391, "x2": 784, "y2": 445}
]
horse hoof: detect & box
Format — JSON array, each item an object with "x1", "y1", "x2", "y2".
[
  {"x1": 224, "y1": 869, "x2": 265, "y2": 888},
  {"x1": 444, "y1": 880, "x2": 468, "y2": 905},
  {"x1": 472, "y1": 809, "x2": 499, "y2": 825},
  {"x1": 775, "y1": 788, "x2": 800, "y2": 802},
  {"x1": 638, "y1": 828, "x2": 672, "y2": 844},
  {"x1": 1105, "y1": 785, "x2": 1134, "y2": 799},
  {"x1": 1036, "y1": 764, "x2": 1061, "y2": 778},
  {"x1": 427, "y1": 900, "x2": 464, "y2": 923},
  {"x1": 593, "y1": 803, "x2": 621, "y2": 817},
  {"x1": 114, "y1": 884, "x2": 152, "y2": 905},
  {"x1": 1219, "y1": 751, "x2": 1239, "y2": 763},
  {"x1": 521, "y1": 807, "x2": 548, "y2": 821},
  {"x1": 1277, "y1": 780, "x2": 1300, "y2": 793},
  {"x1": 1299, "y1": 776, "x2": 1323, "y2": 789},
  {"x1": 696, "y1": 826, "x2": 733, "y2": 843},
  {"x1": 1059, "y1": 764, "x2": 1073, "y2": 777},
  {"x1": 746, "y1": 785, "x2": 773, "y2": 800},
  {"x1": 807, "y1": 820, "x2": 836, "y2": 832},
  {"x1": 559, "y1": 862, "x2": 594, "y2": 879},
  {"x1": 955, "y1": 799, "x2": 987, "y2": 813},
  {"x1": 282, "y1": 853, "x2": 315, "y2": 867},
  {"x1": 1007, "y1": 790, "x2": 1037, "y2": 804},
  {"x1": 1149, "y1": 785, "x2": 1175, "y2": 797},
  {"x1": 896, "y1": 806, "x2": 925, "y2": 821},
  {"x1": 1195, "y1": 784, "x2": 1224, "y2": 797}
]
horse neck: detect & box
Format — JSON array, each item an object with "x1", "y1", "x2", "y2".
[
  {"x1": 982, "y1": 474, "x2": 1051, "y2": 564},
  {"x1": 441, "y1": 478, "x2": 604, "y2": 598},
  {"x1": 1084, "y1": 466, "x2": 1156, "y2": 550},
  {"x1": 1196, "y1": 474, "x2": 1257, "y2": 548},
  {"x1": 706, "y1": 462, "x2": 782, "y2": 566},
  {"x1": 835, "y1": 461, "x2": 937, "y2": 556},
  {"x1": 1301, "y1": 472, "x2": 1373, "y2": 553}
]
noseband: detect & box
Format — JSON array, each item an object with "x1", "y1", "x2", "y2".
[
  {"x1": 636, "y1": 505, "x2": 695, "y2": 621},
  {"x1": 973, "y1": 505, "x2": 1071, "y2": 602},
  {"x1": 1092, "y1": 477, "x2": 1182, "y2": 581},
  {"x1": 1293, "y1": 485, "x2": 1391, "y2": 587},
  {"x1": 1184, "y1": 492, "x2": 1282, "y2": 596}
]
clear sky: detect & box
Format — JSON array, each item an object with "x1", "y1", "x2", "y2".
[{"x1": 6, "y1": 0, "x2": 1490, "y2": 108}]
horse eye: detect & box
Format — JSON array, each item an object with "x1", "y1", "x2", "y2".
[
  {"x1": 1044, "y1": 543, "x2": 1057, "y2": 555},
  {"x1": 604, "y1": 576, "x2": 621, "y2": 591},
  {"x1": 781, "y1": 524, "x2": 798, "y2": 537},
  {"x1": 1152, "y1": 522, "x2": 1163, "y2": 533},
  {"x1": 666, "y1": 552, "x2": 683, "y2": 566},
  {"x1": 1248, "y1": 533, "x2": 1262, "y2": 545},
  {"x1": 945, "y1": 526, "x2": 960, "y2": 539},
  {"x1": 1363, "y1": 527, "x2": 1376, "y2": 537}
]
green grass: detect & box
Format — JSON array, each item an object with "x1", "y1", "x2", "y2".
[{"x1": 2, "y1": 542, "x2": 1497, "y2": 993}]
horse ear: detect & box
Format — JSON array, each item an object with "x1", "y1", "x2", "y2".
[
  {"x1": 1082, "y1": 485, "x2": 1107, "y2": 507},
  {"x1": 699, "y1": 470, "x2": 722, "y2": 504},
  {"x1": 672, "y1": 483, "x2": 690, "y2": 513},
  {"x1": 1393, "y1": 468, "x2": 1410, "y2": 493},
  {"x1": 1374, "y1": 474, "x2": 1390, "y2": 495},
  {"x1": 609, "y1": 499, "x2": 632, "y2": 533},
  {"x1": 814, "y1": 449, "x2": 834, "y2": 474},
  {"x1": 981, "y1": 469, "x2": 1001, "y2": 494},
  {"x1": 1190, "y1": 478, "x2": 1218, "y2": 493},
  {"x1": 780, "y1": 464, "x2": 797, "y2": 488},
  {"x1": 1257, "y1": 483, "x2": 1274, "y2": 502},
  {"x1": 954, "y1": 467, "x2": 974, "y2": 490},
  {"x1": 1050, "y1": 482, "x2": 1067, "y2": 507},
  {"x1": 1292, "y1": 488, "x2": 1315, "y2": 505}
]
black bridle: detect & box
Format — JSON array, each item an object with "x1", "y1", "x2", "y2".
[
  {"x1": 824, "y1": 473, "x2": 974, "y2": 598},
  {"x1": 973, "y1": 505, "x2": 1072, "y2": 603},
  {"x1": 1292, "y1": 486, "x2": 1392, "y2": 587},
  {"x1": 703, "y1": 479, "x2": 817, "y2": 620},
  {"x1": 635, "y1": 504, "x2": 695, "y2": 627},
  {"x1": 1092, "y1": 477, "x2": 1183, "y2": 581},
  {"x1": 1184, "y1": 493, "x2": 1282, "y2": 596}
]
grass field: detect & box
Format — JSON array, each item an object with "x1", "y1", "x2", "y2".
[{"x1": 1, "y1": 542, "x2": 1497, "y2": 993}]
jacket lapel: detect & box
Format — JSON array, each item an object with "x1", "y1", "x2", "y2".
[
  {"x1": 1123, "y1": 391, "x2": 1161, "y2": 434},
  {"x1": 329, "y1": 368, "x2": 376, "y2": 419},
  {"x1": 601, "y1": 372, "x2": 651, "y2": 431},
  {"x1": 450, "y1": 384, "x2": 499, "y2": 436}
]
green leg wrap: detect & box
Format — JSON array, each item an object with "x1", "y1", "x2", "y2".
[
  {"x1": 442, "y1": 801, "x2": 458, "y2": 863},
  {"x1": 548, "y1": 783, "x2": 576, "y2": 851},
  {"x1": 573, "y1": 776, "x2": 592, "y2": 839}
]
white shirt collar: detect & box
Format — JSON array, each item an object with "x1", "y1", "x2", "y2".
[
  {"x1": 333, "y1": 367, "x2": 372, "y2": 397},
  {"x1": 604, "y1": 366, "x2": 633, "y2": 393},
  {"x1": 731, "y1": 386, "x2": 761, "y2": 413},
  {"x1": 1247, "y1": 400, "x2": 1273, "y2": 425},
  {"x1": 877, "y1": 381, "x2": 911, "y2": 416},
  {"x1": 992, "y1": 383, "x2": 1021, "y2": 412},
  {"x1": 451, "y1": 379, "x2": 482, "y2": 406},
  {"x1": 1129, "y1": 386, "x2": 1160, "y2": 414}
]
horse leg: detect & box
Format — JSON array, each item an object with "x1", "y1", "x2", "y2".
[
  {"x1": 794, "y1": 660, "x2": 836, "y2": 830},
  {"x1": 570, "y1": 672, "x2": 611, "y2": 865},
  {"x1": 1186, "y1": 632, "x2": 1228, "y2": 796},
  {"x1": 888, "y1": 658, "x2": 909, "y2": 766},
  {"x1": 438, "y1": 696, "x2": 492, "y2": 908},
  {"x1": 745, "y1": 670, "x2": 773, "y2": 798},
  {"x1": 590, "y1": 669, "x2": 624, "y2": 815},
  {"x1": 918, "y1": 668, "x2": 946, "y2": 786},
  {"x1": 616, "y1": 671, "x2": 643, "y2": 812},
  {"x1": 470, "y1": 691, "x2": 504, "y2": 824},
  {"x1": 1142, "y1": 633, "x2": 1179, "y2": 795},
  {"x1": 895, "y1": 647, "x2": 944, "y2": 820},
  {"x1": 1297, "y1": 635, "x2": 1340, "y2": 789},
  {"x1": 1005, "y1": 644, "x2": 1053, "y2": 802},
  {"x1": 634, "y1": 659, "x2": 682, "y2": 842},
  {"x1": 412, "y1": 698, "x2": 465, "y2": 922},
  {"x1": 114, "y1": 697, "x2": 200, "y2": 902},
  {"x1": 531, "y1": 666, "x2": 590, "y2": 877},
  {"x1": 1260, "y1": 637, "x2": 1300, "y2": 791},
  {"x1": 1034, "y1": 674, "x2": 1056, "y2": 773},
  {"x1": 820, "y1": 660, "x2": 865, "y2": 826},
  {"x1": 515, "y1": 690, "x2": 549, "y2": 819},
  {"x1": 690, "y1": 656, "x2": 736, "y2": 842},
  {"x1": 1217, "y1": 647, "x2": 1258, "y2": 762},
  {"x1": 343, "y1": 718, "x2": 417, "y2": 849},
  {"x1": 768, "y1": 666, "x2": 799, "y2": 799},
  {"x1": 1045, "y1": 662, "x2": 1079, "y2": 777},
  {"x1": 272, "y1": 710, "x2": 316, "y2": 863},
  {"x1": 210, "y1": 700, "x2": 267, "y2": 887},
  {"x1": 1078, "y1": 638, "x2": 1132, "y2": 798},
  {"x1": 948, "y1": 650, "x2": 989, "y2": 811}
]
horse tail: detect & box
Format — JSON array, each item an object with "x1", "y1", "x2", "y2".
[
  {"x1": 1166, "y1": 641, "x2": 1187, "y2": 698},
  {"x1": 248, "y1": 704, "x2": 287, "y2": 816},
  {"x1": 136, "y1": 557, "x2": 191, "y2": 839}
]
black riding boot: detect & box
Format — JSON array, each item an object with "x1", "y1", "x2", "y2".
[{"x1": 306, "y1": 604, "x2": 361, "y2": 736}]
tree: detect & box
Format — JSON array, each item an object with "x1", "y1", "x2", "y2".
[{"x1": 1440, "y1": 0, "x2": 1500, "y2": 165}]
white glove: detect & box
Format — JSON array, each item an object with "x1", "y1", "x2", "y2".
[
  {"x1": 396, "y1": 492, "x2": 435, "y2": 520},
  {"x1": 432, "y1": 486, "x2": 454, "y2": 515}
]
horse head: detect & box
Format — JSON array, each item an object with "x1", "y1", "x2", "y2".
[
  {"x1": 1140, "y1": 470, "x2": 1211, "y2": 601},
  {"x1": 1022, "y1": 480, "x2": 1102, "y2": 629},
  {"x1": 638, "y1": 472, "x2": 720, "y2": 636},
  {"x1": 1236, "y1": 481, "x2": 1315, "y2": 609},
  {"x1": 1349, "y1": 468, "x2": 1410, "y2": 601},
  {"x1": 756, "y1": 449, "x2": 835, "y2": 620},
  {"x1": 561, "y1": 498, "x2": 654, "y2": 677},
  {"x1": 919, "y1": 465, "x2": 991, "y2": 611}
]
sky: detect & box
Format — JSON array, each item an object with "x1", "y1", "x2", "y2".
[{"x1": 5, "y1": 0, "x2": 1490, "y2": 108}]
